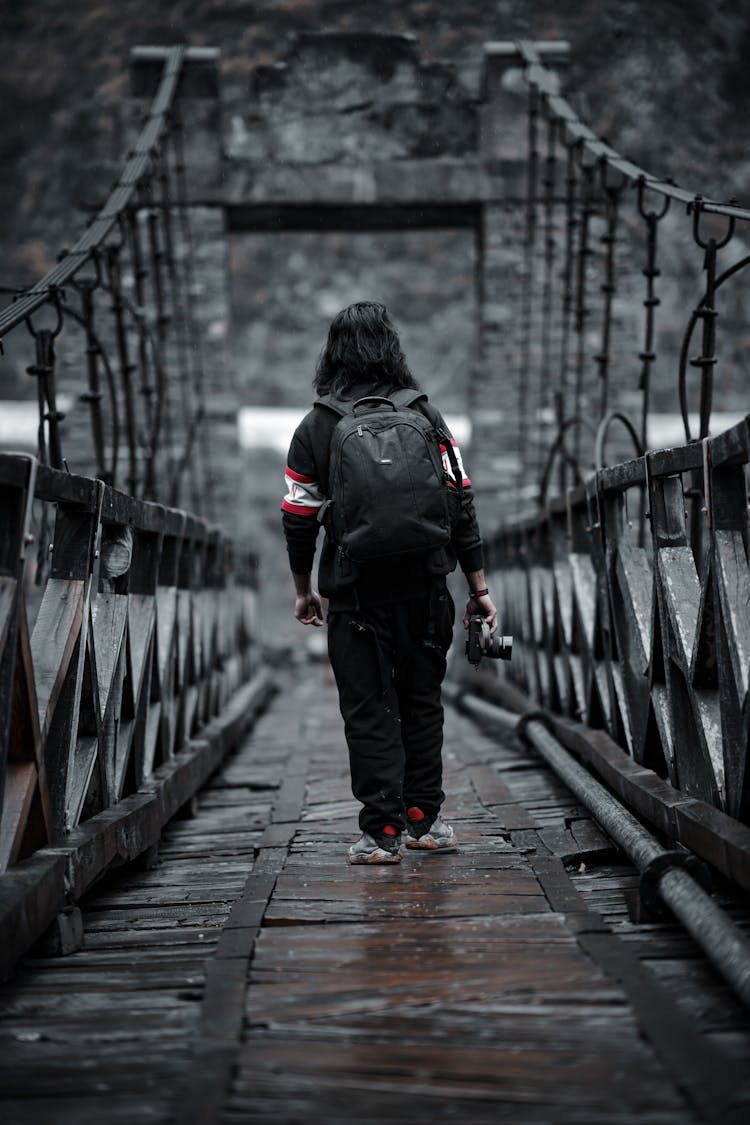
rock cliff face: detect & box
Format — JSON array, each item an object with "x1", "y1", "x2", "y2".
[{"x1": 232, "y1": 33, "x2": 478, "y2": 163}]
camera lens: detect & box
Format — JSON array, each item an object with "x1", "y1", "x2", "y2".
[{"x1": 487, "y1": 634, "x2": 513, "y2": 661}]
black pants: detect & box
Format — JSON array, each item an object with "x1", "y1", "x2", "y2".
[{"x1": 327, "y1": 586, "x2": 454, "y2": 837}]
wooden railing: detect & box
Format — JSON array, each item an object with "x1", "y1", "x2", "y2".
[
  {"x1": 0, "y1": 452, "x2": 267, "y2": 973},
  {"x1": 489, "y1": 415, "x2": 750, "y2": 826},
  {"x1": 0, "y1": 48, "x2": 271, "y2": 974}
]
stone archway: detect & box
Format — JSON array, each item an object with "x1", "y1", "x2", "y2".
[{"x1": 131, "y1": 35, "x2": 569, "y2": 530}]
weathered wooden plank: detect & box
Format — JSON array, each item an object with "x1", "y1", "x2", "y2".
[
  {"x1": 709, "y1": 414, "x2": 750, "y2": 468},
  {"x1": 0, "y1": 851, "x2": 67, "y2": 979},
  {"x1": 30, "y1": 578, "x2": 85, "y2": 738},
  {"x1": 176, "y1": 589, "x2": 192, "y2": 690},
  {"x1": 0, "y1": 761, "x2": 37, "y2": 870},
  {"x1": 90, "y1": 593, "x2": 129, "y2": 723},
  {"x1": 264, "y1": 893, "x2": 548, "y2": 924},
  {"x1": 8, "y1": 600, "x2": 42, "y2": 766},
  {"x1": 33, "y1": 465, "x2": 97, "y2": 510},
  {"x1": 155, "y1": 586, "x2": 178, "y2": 690},
  {"x1": 4, "y1": 599, "x2": 51, "y2": 866},
  {"x1": 127, "y1": 593, "x2": 156, "y2": 694},
  {"x1": 3, "y1": 666, "x2": 749, "y2": 1125},
  {"x1": 712, "y1": 529, "x2": 750, "y2": 814},
  {"x1": 0, "y1": 576, "x2": 17, "y2": 663},
  {"x1": 0, "y1": 669, "x2": 275, "y2": 976},
  {"x1": 172, "y1": 745, "x2": 304, "y2": 1125},
  {"x1": 229, "y1": 1035, "x2": 686, "y2": 1112},
  {"x1": 570, "y1": 553, "x2": 597, "y2": 654}
]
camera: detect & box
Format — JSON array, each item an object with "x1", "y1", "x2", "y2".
[{"x1": 465, "y1": 614, "x2": 513, "y2": 668}]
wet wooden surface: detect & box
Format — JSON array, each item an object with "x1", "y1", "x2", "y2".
[{"x1": 1, "y1": 660, "x2": 750, "y2": 1124}]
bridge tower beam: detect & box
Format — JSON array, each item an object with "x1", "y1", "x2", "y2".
[
  {"x1": 128, "y1": 47, "x2": 240, "y2": 526},
  {"x1": 473, "y1": 41, "x2": 570, "y2": 531}
]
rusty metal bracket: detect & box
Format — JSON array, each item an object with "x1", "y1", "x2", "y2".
[
  {"x1": 516, "y1": 709, "x2": 555, "y2": 742},
  {"x1": 639, "y1": 850, "x2": 713, "y2": 921}
]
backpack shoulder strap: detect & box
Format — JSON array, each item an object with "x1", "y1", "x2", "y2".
[
  {"x1": 313, "y1": 394, "x2": 349, "y2": 419},
  {"x1": 316, "y1": 387, "x2": 429, "y2": 417},
  {"x1": 389, "y1": 387, "x2": 427, "y2": 409},
  {"x1": 409, "y1": 395, "x2": 465, "y2": 498}
]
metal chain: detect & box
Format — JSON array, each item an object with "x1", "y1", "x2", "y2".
[
  {"x1": 157, "y1": 134, "x2": 195, "y2": 510},
  {"x1": 25, "y1": 299, "x2": 65, "y2": 471},
  {"x1": 123, "y1": 208, "x2": 155, "y2": 443},
  {"x1": 103, "y1": 244, "x2": 139, "y2": 494},
  {"x1": 556, "y1": 138, "x2": 581, "y2": 489},
  {"x1": 537, "y1": 108, "x2": 559, "y2": 484},
  {"x1": 691, "y1": 203, "x2": 736, "y2": 441},
  {"x1": 594, "y1": 163, "x2": 626, "y2": 420},
  {"x1": 573, "y1": 156, "x2": 595, "y2": 468},
  {"x1": 143, "y1": 174, "x2": 174, "y2": 488},
  {"x1": 636, "y1": 178, "x2": 670, "y2": 456},
  {"x1": 171, "y1": 105, "x2": 212, "y2": 515},
  {"x1": 0, "y1": 48, "x2": 186, "y2": 342},
  {"x1": 517, "y1": 83, "x2": 540, "y2": 493},
  {"x1": 60, "y1": 295, "x2": 121, "y2": 486},
  {"x1": 75, "y1": 278, "x2": 107, "y2": 482}
]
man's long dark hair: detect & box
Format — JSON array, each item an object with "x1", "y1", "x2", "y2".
[{"x1": 313, "y1": 301, "x2": 419, "y2": 396}]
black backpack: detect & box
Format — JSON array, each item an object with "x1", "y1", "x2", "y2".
[{"x1": 315, "y1": 389, "x2": 462, "y2": 565}]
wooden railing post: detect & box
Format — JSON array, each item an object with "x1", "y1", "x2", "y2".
[
  {"x1": 97, "y1": 516, "x2": 132, "y2": 802},
  {"x1": 582, "y1": 476, "x2": 614, "y2": 733},
  {"x1": 0, "y1": 458, "x2": 35, "y2": 813},
  {"x1": 0, "y1": 455, "x2": 53, "y2": 868},
  {"x1": 32, "y1": 480, "x2": 104, "y2": 836},
  {"x1": 648, "y1": 471, "x2": 723, "y2": 805},
  {"x1": 181, "y1": 517, "x2": 208, "y2": 728},
  {"x1": 599, "y1": 482, "x2": 653, "y2": 764},
  {"x1": 708, "y1": 424, "x2": 750, "y2": 819}
]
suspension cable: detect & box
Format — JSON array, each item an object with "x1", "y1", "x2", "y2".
[
  {"x1": 556, "y1": 137, "x2": 581, "y2": 487},
  {"x1": 594, "y1": 162, "x2": 626, "y2": 420},
  {"x1": 572, "y1": 156, "x2": 595, "y2": 468},
  {"x1": 171, "y1": 104, "x2": 213, "y2": 515},
  {"x1": 122, "y1": 208, "x2": 155, "y2": 450},
  {"x1": 539, "y1": 107, "x2": 559, "y2": 485},
  {"x1": 517, "y1": 40, "x2": 750, "y2": 223},
  {"x1": 0, "y1": 47, "x2": 186, "y2": 342},
  {"x1": 636, "y1": 178, "x2": 670, "y2": 455},
  {"x1": 517, "y1": 82, "x2": 540, "y2": 500}
]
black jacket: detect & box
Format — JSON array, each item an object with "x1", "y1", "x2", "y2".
[{"x1": 281, "y1": 384, "x2": 484, "y2": 610}]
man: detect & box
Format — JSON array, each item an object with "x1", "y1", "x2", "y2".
[{"x1": 282, "y1": 302, "x2": 497, "y2": 864}]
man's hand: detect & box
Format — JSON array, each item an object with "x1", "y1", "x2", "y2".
[
  {"x1": 463, "y1": 591, "x2": 498, "y2": 635},
  {"x1": 292, "y1": 573, "x2": 325, "y2": 627},
  {"x1": 294, "y1": 591, "x2": 325, "y2": 626}
]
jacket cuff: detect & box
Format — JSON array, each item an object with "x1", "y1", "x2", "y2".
[
  {"x1": 286, "y1": 545, "x2": 316, "y2": 575},
  {"x1": 457, "y1": 543, "x2": 484, "y2": 576}
]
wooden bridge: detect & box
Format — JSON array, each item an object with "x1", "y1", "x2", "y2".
[
  {"x1": 2, "y1": 667, "x2": 749, "y2": 1124},
  {"x1": 2, "y1": 36, "x2": 750, "y2": 1125}
]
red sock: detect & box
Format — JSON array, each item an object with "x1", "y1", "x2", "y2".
[
  {"x1": 407, "y1": 807, "x2": 425, "y2": 823},
  {"x1": 382, "y1": 824, "x2": 399, "y2": 837}
]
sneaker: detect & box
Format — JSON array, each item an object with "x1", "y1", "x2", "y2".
[
  {"x1": 348, "y1": 826, "x2": 402, "y2": 865},
  {"x1": 405, "y1": 807, "x2": 458, "y2": 851}
]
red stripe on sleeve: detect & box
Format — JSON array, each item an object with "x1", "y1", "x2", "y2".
[
  {"x1": 285, "y1": 466, "x2": 316, "y2": 484},
  {"x1": 282, "y1": 499, "x2": 319, "y2": 517}
]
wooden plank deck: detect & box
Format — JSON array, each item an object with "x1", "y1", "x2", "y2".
[{"x1": 1, "y1": 661, "x2": 749, "y2": 1124}]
